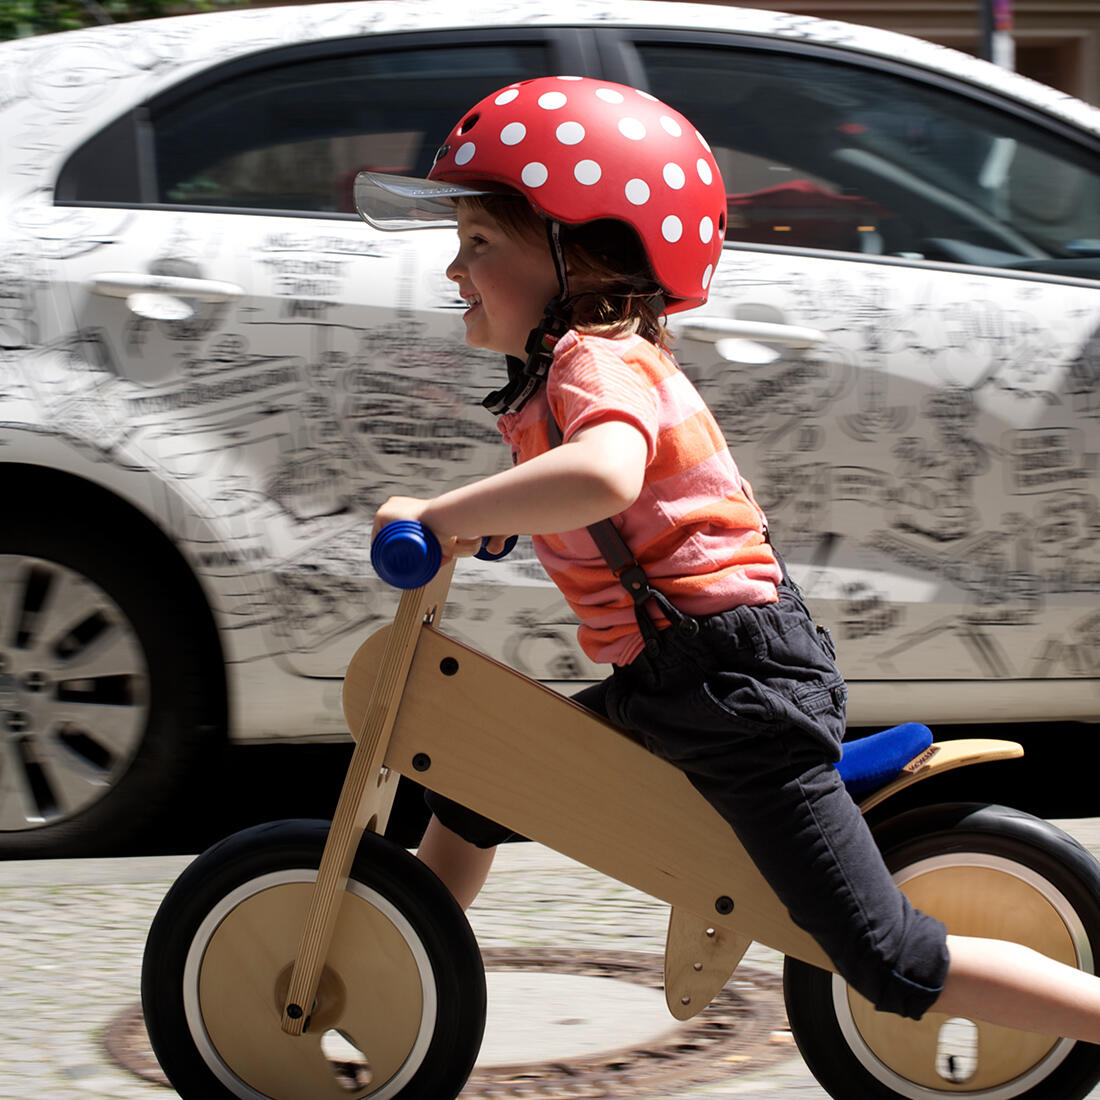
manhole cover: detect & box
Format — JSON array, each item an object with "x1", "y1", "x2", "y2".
[{"x1": 107, "y1": 948, "x2": 796, "y2": 1097}]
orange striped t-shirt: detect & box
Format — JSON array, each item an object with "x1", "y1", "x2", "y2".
[{"x1": 497, "y1": 330, "x2": 781, "y2": 666}]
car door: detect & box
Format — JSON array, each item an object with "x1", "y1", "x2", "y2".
[
  {"x1": 598, "y1": 31, "x2": 1100, "y2": 725},
  {"x1": 54, "y1": 28, "x2": 592, "y2": 680}
]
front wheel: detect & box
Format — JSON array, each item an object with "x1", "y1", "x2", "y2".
[
  {"x1": 142, "y1": 820, "x2": 486, "y2": 1099},
  {"x1": 784, "y1": 803, "x2": 1100, "y2": 1100}
]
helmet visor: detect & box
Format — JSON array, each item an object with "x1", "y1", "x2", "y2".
[{"x1": 354, "y1": 172, "x2": 498, "y2": 231}]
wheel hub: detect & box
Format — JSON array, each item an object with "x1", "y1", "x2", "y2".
[
  {"x1": 0, "y1": 669, "x2": 19, "y2": 709},
  {"x1": 0, "y1": 661, "x2": 47, "y2": 737}
]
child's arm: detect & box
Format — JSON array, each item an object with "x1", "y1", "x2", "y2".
[{"x1": 372, "y1": 419, "x2": 648, "y2": 557}]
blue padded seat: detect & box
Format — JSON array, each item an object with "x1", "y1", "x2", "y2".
[{"x1": 836, "y1": 722, "x2": 934, "y2": 797}]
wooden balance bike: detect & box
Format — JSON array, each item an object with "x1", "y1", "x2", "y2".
[{"x1": 142, "y1": 522, "x2": 1100, "y2": 1100}]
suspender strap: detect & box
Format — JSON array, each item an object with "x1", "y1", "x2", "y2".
[{"x1": 546, "y1": 411, "x2": 696, "y2": 656}]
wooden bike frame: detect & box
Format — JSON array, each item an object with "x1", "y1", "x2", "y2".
[{"x1": 281, "y1": 563, "x2": 1023, "y2": 1033}]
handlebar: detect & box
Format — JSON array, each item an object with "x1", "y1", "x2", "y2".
[{"x1": 370, "y1": 521, "x2": 518, "y2": 589}]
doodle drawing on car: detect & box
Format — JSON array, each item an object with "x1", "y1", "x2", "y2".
[{"x1": 1, "y1": 0, "x2": 1098, "y2": 856}]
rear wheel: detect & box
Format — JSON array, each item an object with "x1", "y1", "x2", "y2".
[
  {"x1": 142, "y1": 820, "x2": 486, "y2": 1100},
  {"x1": 784, "y1": 804, "x2": 1100, "y2": 1100}
]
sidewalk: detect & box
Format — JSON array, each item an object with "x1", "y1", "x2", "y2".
[{"x1": 2, "y1": 820, "x2": 1099, "y2": 1099}]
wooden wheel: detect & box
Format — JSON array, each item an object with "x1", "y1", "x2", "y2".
[
  {"x1": 843, "y1": 857, "x2": 1075, "y2": 1093},
  {"x1": 189, "y1": 874, "x2": 431, "y2": 1098},
  {"x1": 785, "y1": 804, "x2": 1100, "y2": 1100},
  {"x1": 143, "y1": 820, "x2": 485, "y2": 1099}
]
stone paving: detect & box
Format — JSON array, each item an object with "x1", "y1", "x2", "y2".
[{"x1": 2, "y1": 821, "x2": 1100, "y2": 1099}]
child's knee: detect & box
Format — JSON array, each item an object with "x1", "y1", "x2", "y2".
[{"x1": 423, "y1": 789, "x2": 514, "y2": 848}]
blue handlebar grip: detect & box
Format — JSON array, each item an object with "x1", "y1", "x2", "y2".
[
  {"x1": 475, "y1": 534, "x2": 519, "y2": 561},
  {"x1": 370, "y1": 521, "x2": 443, "y2": 589}
]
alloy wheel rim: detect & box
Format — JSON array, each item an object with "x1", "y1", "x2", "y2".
[{"x1": 0, "y1": 554, "x2": 149, "y2": 832}]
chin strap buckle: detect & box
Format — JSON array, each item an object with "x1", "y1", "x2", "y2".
[{"x1": 482, "y1": 299, "x2": 573, "y2": 415}]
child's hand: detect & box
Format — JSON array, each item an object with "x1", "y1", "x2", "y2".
[
  {"x1": 478, "y1": 534, "x2": 513, "y2": 558},
  {"x1": 371, "y1": 496, "x2": 486, "y2": 560}
]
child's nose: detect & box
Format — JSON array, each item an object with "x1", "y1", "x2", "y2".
[{"x1": 445, "y1": 252, "x2": 464, "y2": 282}]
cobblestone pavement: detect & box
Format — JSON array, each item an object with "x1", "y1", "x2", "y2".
[{"x1": 2, "y1": 819, "x2": 1100, "y2": 1099}]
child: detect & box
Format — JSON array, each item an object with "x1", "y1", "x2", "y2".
[{"x1": 356, "y1": 76, "x2": 1100, "y2": 1039}]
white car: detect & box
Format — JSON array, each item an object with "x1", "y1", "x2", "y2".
[{"x1": 2, "y1": 0, "x2": 1099, "y2": 856}]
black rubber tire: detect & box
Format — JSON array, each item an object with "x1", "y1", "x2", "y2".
[
  {"x1": 784, "y1": 803, "x2": 1100, "y2": 1100},
  {"x1": 141, "y1": 819, "x2": 486, "y2": 1100},
  {"x1": 0, "y1": 504, "x2": 219, "y2": 857}
]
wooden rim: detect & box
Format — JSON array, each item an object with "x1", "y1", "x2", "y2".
[
  {"x1": 843, "y1": 858, "x2": 1078, "y2": 1095},
  {"x1": 188, "y1": 876, "x2": 431, "y2": 1099}
]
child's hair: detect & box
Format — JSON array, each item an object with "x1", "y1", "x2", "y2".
[{"x1": 461, "y1": 193, "x2": 671, "y2": 350}]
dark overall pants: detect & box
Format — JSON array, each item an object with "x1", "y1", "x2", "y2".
[{"x1": 428, "y1": 574, "x2": 949, "y2": 1019}]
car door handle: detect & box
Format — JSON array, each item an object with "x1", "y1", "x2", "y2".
[
  {"x1": 90, "y1": 273, "x2": 244, "y2": 302},
  {"x1": 668, "y1": 318, "x2": 825, "y2": 348}
]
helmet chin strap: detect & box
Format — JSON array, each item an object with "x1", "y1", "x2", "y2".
[{"x1": 482, "y1": 220, "x2": 573, "y2": 416}]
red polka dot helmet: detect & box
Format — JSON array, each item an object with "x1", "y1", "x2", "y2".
[{"x1": 356, "y1": 76, "x2": 726, "y2": 314}]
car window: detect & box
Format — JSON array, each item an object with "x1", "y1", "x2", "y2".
[
  {"x1": 634, "y1": 41, "x2": 1100, "y2": 279},
  {"x1": 150, "y1": 43, "x2": 554, "y2": 215},
  {"x1": 58, "y1": 40, "x2": 556, "y2": 215}
]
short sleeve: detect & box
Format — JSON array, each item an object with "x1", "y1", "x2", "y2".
[{"x1": 546, "y1": 333, "x2": 659, "y2": 464}]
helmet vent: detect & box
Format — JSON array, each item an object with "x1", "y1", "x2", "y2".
[{"x1": 458, "y1": 112, "x2": 481, "y2": 135}]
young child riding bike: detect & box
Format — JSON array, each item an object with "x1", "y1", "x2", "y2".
[{"x1": 356, "y1": 75, "x2": 1100, "y2": 1039}]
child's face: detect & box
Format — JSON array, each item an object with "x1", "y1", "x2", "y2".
[{"x1": 446, "y1": 203, "x2": 560, "y2": 360}]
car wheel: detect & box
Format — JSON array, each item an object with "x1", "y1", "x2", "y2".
[{"x1": 0, "y1": 506, "x2": 219, "y2": 856}]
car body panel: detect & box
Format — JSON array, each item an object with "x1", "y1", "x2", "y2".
[
  {"x1": 2, "y1": 0, "x2": 1100, "y2": 756},
  {"x1": 678, "y1": 249, "x2": 1100, "y2": 689}
]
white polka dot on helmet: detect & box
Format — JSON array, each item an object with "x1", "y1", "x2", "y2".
[{"x1": 428, "y1": 76, "x2": 726, "y2": 314}]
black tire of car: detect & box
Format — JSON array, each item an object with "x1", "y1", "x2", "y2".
[
  {"x1": 141, "y1": 820, "x2": 487, "y2": 1100},
  {"x1": 0, "y1": 503, "x2": 219, "y2": 857},
  {"x1": 783, "y1": 803, "x2": 1100, "y2": 1100}
]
